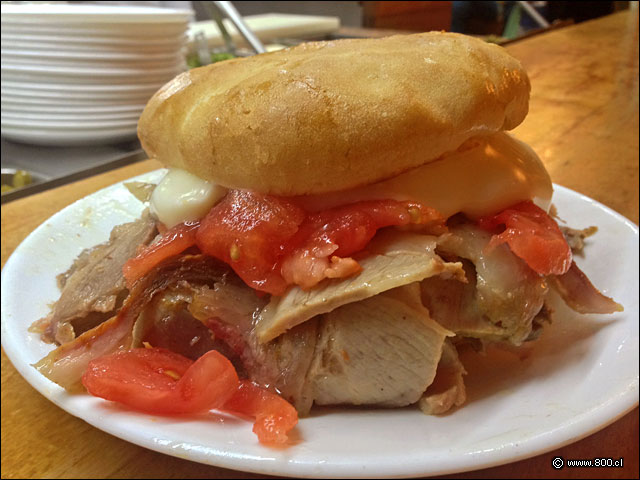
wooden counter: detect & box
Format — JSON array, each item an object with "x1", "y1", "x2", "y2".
[{"x1": 1, "y1": 10, "x2": 638, "y2": 480}]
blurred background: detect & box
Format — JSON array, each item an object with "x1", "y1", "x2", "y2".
[{"x1": 1, "y1": 0, "x2": 637, "y2": 202}]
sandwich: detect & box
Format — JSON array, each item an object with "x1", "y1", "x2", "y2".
[{"x1": 31, "y1": 32, "x2": 622, "y2": 444}]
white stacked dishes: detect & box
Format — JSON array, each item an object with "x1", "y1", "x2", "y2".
[{"x1": 1, "y1": 3, "x2": 192, "y2": 146}]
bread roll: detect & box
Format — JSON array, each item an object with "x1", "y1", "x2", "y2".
[{"x1": 138, "y1": 32, "x2": 530, "y2": 196}]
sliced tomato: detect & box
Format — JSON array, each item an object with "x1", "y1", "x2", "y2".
[
  {"x1": 196, "y1": 190, "x2": 305, "y2": 295},
  {"x1": 290, "y1": 200, "x2": 444, "y2": 256},
  {"x1": 197, "y1": 194, "x2": 444, "y2": 294},
  {"x1": 82, "y1": 348, "x2": 238, "y2": 415},
  {"x1": 280, "y1": 200, "x2": 445, "y2": 289},
  {"x1": 122, "y1": 222, "x2": 199, "y2": 288},
  {"x1": 82, "y1": 347, "x2": 298, "y2": 444},
  {"x1": 135, "y1": 191, "x2": 444, "y2": 295},
  {"x1": 223, "y1": 380, "x2": 298, "y2": 445},
  {"x1": 477, "y1": 201, "x2": 572, "y2": 275}
]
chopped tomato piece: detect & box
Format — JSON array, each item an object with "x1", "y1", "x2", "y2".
[
  {"x1": 287, "y1": 201, "x2": 426, "y2": 256},
  {"x1": 82, "y1": 347, "x2": 298, "y2": 444},
  {"x1": 123, "y1": 222, "x2": 199, "y2": 288},
  {"x1": 130, "y1": 190, "x2": 445, "y2": 295},
  {"x1": 196, "y1": 190, "x2": 305, "y2": 295},
  {"x1": 281, "y1": 200, "x2": 445, "y2": 289},
  {"x1": 82, "y1": 348, "x2": 238, "y2": 415},
  {"x1": 324, "y1": 255, "x2": 362, "y2": 279},
  {"x1": 223, "y1": 380, "x2": 298, "y2": 445},
  {"x1": 477, "y1": 201, "x2": 572, "y2": 275},
  {"x1": 198, "y1": 194, "x2": 444, "y2": 294}
]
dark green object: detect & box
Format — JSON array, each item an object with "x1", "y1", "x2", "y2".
[
  {"x1": 210, "y1": 52, "x2": 235, "y2": 63},
  {"x1": 186, "y1": 51, "x2": 236, "y2": 69}
]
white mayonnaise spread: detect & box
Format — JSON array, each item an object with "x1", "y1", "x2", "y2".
[{"x1": 150, "y1": 168, "x2": 227, "y2": 228}]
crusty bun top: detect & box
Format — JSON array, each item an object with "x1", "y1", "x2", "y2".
[{"x1": 138, "y1": 32, "x2": 530, "y2": 196}]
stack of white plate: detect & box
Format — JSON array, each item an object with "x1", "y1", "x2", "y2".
[{"x1": 1, "y1": 3, "x2": 192, "y2": 146}]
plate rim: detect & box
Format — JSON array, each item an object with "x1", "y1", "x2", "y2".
[{"x1": 1, "y1": 4, "x2": 193, "y2": 22}]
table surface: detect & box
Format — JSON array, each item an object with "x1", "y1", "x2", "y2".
[{"x1": 1, "y1": 10, "x2": 638, "y2": 480}]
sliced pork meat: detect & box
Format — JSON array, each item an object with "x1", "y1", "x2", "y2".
[
  {"x1": 549, "y1": 261, "x2": 623, "y2": 314},
  {"x1": 188, "y1": 283, "x2": 319, "y2": 414},
  {"x1": 420, "y1": 260, "x2": 507, "y2": 341},
  {"x1": 33, "y1": 255, "x2": 230, "y2": 390},
  {"x1": 38, "y1": 210, "x2": 157, "y2": 345},
  {"x1": 429, "y1": 223, "x2": 549, "y2": 345},
  {"x1": 131, "y1": 284, "x2": 241, "y2": 365},
  {"x1": 307, "y1": 284, "x2": 452, "y2": 408},
  {"x1": 185, "y1": 281, "x2": 459, "y2": 414},
  {"x1": 256, "y1": 231, "x2": 465, "y2": 343},
  {"x1": 248, "y1": 319, "x2": 319, "y2": 415},
  {"x1": 190, "y1": 281, "x2": 458, "y2": 414},
  {"x1": 34, "y1": 313, "x2": 127, "y2": 391},
  {"x1": 419, "y1": 339, "x2": 466, "y2": 415}
]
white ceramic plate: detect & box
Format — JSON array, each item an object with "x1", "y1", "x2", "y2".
[
  {"x1": 1, "y1": 80, "x2": 166, "y2": 93},
  {"x1": 0, "y1": 71, "x2": 179, "y2": 86},
  {"x1": 1, "y1": 111, "x2": 140, "y2": 122},
  {"x1": 1, "y1": 54, "x2": 184, "y2": 71},
  {"x1": 1, "y1": 80, "x2": 164, "y2": 93},
  {"x1": 1, "y1": 32, "x2": 187, "y2": 49},
  {"x1": 0, "y1": 126, "x2": 137, "y2": 146},
  {"x1": 1, "y1": 118, "x2": 138, "y2": 130},
  {"x1": 0, "y1": 22, "x2": 189, "y2": 38},
  {"x1": 1, "y1": 89, "x2": 156, "y2": 102},
  {"x1": 1, "y1": 62, "x2": 184, "y2": 77},
  {"x1": 1, "y1": 4, "x2": 192, "y2": 23},
  {"x1": 1, "y1": 95, "x2": 147, "y2": 107},
  {"x1": 1, "y1": 173, "x2": 638, "y2": 478},
  {"x1": 1, "y1": 102, "x2": 145, "y2": 114},
  {"x1": 1, "y1": 48, "x2": 184, "y2": 62}
]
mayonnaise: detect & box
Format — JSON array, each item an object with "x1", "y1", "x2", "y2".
[{"x1": 150, "y1": 169, "x2": 227, "y2": 228}]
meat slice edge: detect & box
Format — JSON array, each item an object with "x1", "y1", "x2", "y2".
[
  {"x1": 419, "y1": 339, "x2": 467, "y2": 415},
  {"x1": 256, "y1": 231, "x2": 465, "y2": 343},
  {"x1": 36, "y1": 210, "x2": 157, "y2": 345},
  {"x1": 433, "y1": 223, "x2": 549, "y2": 345},
  {"x1": 308, "y1": 284, "x2": 452, "y2": 408},
  {"x1": 549, "y1": 261, "x2": 623, "y2": 314}
]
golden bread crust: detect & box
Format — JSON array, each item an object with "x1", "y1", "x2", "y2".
[{"x1": 138, "y1": 32, "x2": 530, "y2": 195}]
